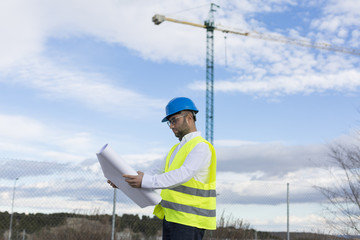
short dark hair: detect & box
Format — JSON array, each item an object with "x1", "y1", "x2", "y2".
[
  {"x1": 191, "y1": 111, "x2": 197, "y2": 122},
  {"x1": 181, "y1": 110, "x2": 196, "y2": 122}
]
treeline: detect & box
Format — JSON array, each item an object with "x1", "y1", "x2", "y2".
[
  {"x1": 1, "y1": 211, "x2": 68, "y2": 234},
  {"x1": 0, "y1": 211, "x2": 343, "y2": 240},
  {"x1": 0, "y1": 211, "x2": 162, "y2": 239},
  {"x1": 0, "y1": 211, "x2": 278, "y2": 240}
]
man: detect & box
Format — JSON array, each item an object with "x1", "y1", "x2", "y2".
[{"x1": 108, "y1": 97, "x2": 216, "y2": 240}]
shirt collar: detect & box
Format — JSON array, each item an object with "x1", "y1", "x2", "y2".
[{"x1": 181, "y1": 131, "x2": 201, "y2": 143}]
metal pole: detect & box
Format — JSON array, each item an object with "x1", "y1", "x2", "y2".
[
  {"x1": 111, "y1": 188, "x2": 117, "y2": 240},
  {"x1": 287, "y1": 183, "x2": 290, "y2": 240},
  {"x1": 8, "y1": 177, "x2": 19, "y2": 240},
  {"x1": 205, "y1": 14, "x2": 215, "y2": 145},
  {"x1": 204, "y1": 3, "x2": 219, "y2": 145}
]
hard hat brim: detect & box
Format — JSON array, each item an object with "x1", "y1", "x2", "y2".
[
  {"x1": 161, "y1": 97, "x2": 199, "y2": 123},
  {"x1": 161, "y1": 109, "x2": 198, "y2": 123}
]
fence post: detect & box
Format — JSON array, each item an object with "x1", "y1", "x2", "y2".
[
  {"x1": 111, "y1": 188, "x2": 117, "y2": 240},
  {"x1": 8, "y1": 177, "x2": 19, "y2": 240},
  {"x1": 287, "y1": 183, "x2": 290, "y2": 240}
]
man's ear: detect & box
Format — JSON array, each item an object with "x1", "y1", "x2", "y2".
[{"x1": 188, "y1": 112, "x2": 196, "y2": 124}]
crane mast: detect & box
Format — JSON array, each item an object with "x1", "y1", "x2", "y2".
[
  {"x1": 153, "y1": 4, "x2": 219, "y2": 144},
  {"x1": 204, "y1": 3, "x2": 219, "y2": 144}
]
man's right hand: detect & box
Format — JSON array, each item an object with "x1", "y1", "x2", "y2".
[{"x1": 107, "y1": 180, "x2": 118, "y2": 188}]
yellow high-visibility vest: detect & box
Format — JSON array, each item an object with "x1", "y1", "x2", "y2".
[{"x1": 153, "y1": 136, "x2": 217, "y2": 230}]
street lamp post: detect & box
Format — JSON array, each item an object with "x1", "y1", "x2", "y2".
[{"x1": 8, "y1": 177, "x2": 19, "y2": 240}]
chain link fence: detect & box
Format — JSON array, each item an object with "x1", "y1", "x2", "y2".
[{"x1": 0, "y1": 156, "x2": 337, "y2": 240}]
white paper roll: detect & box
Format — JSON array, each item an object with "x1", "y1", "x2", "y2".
[{"x1": 97, "y1": 144, "x2": 161, "y2": 208}]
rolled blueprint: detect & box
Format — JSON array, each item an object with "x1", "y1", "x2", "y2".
[{"x1": 97, "y1": 144, "x2": 161, "y2": 208}]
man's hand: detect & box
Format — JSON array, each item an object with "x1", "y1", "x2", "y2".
[
  {"x1": 123, "y1": 171, "x2": 144, "y2": 188},
  {"x1": 107, "y1": 180, "x2": 118, "y2": 189}
]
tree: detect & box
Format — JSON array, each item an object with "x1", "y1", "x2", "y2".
[{"x1": 315, "y1": 135, "x2": 360, "y2": 235}]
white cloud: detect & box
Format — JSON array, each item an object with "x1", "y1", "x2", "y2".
[
  {"x1": 214, "y1": 132, "x2": 360, "y2": 205},
  {"x1": 0, "y1": 0, "x2": 208, "y2": 67},
  {"x1": 274, "y1": 213, "x2": 326, "y2": 226},
  {"x1": 0, "y1": 0, "x2": 172, "y2": 120},
  {"x1": 216, "y1": 140, "x2": 328, "y2": 176},
  {"x1": 0, "y1": 1, "x2": 45, "y2": 67},
  {"x1": 1, "y1": 57, "x2": 165, "y2": 118},
  {"x1": 0, "y1": 113, "x2": 97, "y2": 162},
  {"x1": 1, "y1": 0, "x2": 359, "y2": 99},
  {"x1": 189, "y1": 69, "x2": 360, "y2": 95},
  {"x1": 216, "y1": 167, "x2": 333, "y2": 205},
  {"x1": 215, "y1": 139, "x2": 259, "y2": 147},
  {"x1": 310, "y1": 0, "x2": 360, "y2": 46},
  {"x1": 0, "y1": 114, "x2": 45, "y2": 140},
  {"x1": 350, "y1": 29, "x2": 360, "y2": 47}
]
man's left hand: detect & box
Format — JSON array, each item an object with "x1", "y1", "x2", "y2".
[{"x1": 123, "y1": 171, "x2": 144, "y2": 188}]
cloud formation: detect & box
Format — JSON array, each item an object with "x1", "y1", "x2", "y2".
[
  {"x1": 216, "y1": 140, "x2": 328, "y2": 174},
  {"x1": 1, "y1": 57, "x2": 165, "y2": 117},
  {"x1": 0, "y1": 137, "x2": 335, "y2": 207},
  {"x1": 1, "y1": 0, "x2": 359, "y2": 100},
  {"x1": 0, "y1": 159, "x2": 68, "y2": 180}
]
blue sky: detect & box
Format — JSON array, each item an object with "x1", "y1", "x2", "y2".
[{"x1": 1, "y1": 0, "x2": 360, "y2": 233}]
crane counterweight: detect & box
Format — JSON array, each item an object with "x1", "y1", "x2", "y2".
[{"x1": 152, "y1": 14, "x2": 165, "y2": 25}]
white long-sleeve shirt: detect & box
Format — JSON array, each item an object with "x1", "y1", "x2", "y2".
[{"x1": 141, "y1": 131, "x2": 212, "y2": 189}]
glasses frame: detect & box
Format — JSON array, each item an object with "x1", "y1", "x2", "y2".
[{"x1": 167, "y1": 113, "x2": 188, "y2": 127}]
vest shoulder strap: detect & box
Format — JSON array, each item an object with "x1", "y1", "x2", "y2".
[{"x1": 165, "y1": 143, "x2": 179, "y2": 172}]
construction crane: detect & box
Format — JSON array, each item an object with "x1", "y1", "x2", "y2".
[
  {"x1": 153, "y1": 3, "x2": 219, "y2": 144},
  {"x1": 152, "y1": 4, "x2": 360, "y2": 144}
]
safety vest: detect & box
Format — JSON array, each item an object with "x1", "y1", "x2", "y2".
[{"x1": 153, "y1": 136, "x2": 217, "y2": 230}]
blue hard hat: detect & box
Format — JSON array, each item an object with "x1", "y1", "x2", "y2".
[{"x1": 162, "y1": 97, "x2": 199, "y2": 122}]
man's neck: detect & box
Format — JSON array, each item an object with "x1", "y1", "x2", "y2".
[{"x1": 179, "y1": 130, "x2": 198, "y2": 141}]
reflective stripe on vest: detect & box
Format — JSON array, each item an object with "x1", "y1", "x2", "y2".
[
  {"x1": 160, "y1": 200, "x2": 216, "y2": 217},
  {"x1": 171, "y1": 185, "x2": 217, "y2": 198}
]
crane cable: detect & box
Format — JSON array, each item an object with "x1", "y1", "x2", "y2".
[
  {"x1": 224, "y1": 33, "x2": 228, "y2": 67},
  {"x1": 165, "y1": 4, "x2": 209, "y2": 18}
]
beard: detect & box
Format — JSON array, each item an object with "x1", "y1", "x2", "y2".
[{"x1": 173, "y1": 119, "x2": 191, "y2": 141}]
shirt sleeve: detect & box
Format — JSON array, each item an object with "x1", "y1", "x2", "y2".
[
  {"x1": 141, "y1": 142, "x2": 211, "y2": 189},
  {"x1": 141, "y1": 155, "x2": 166, "y2": 188}
]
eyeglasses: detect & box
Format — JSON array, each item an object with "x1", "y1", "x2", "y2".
[{"x1": 167, "y1": 114, "x2": 187, "y2": 127}]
